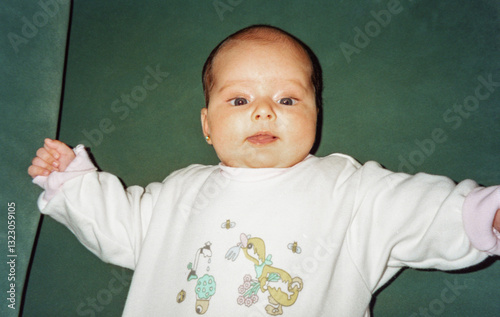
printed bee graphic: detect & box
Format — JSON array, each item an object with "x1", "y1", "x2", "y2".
[
  {"x1": 177, "y1": 290, "x2": 186, "y2": 303},
  {"x1": 287, "y1": 241, "x2": 302, "y2": 254},
  {"x1": 221, "y1": 219, "x2": 236, "y2": 230}
]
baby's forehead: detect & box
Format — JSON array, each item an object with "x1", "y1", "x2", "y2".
[
  {"x1": 215, "y1": 37, "x2": 312, "y2": 70},
  {"x1": 208, "y1": 39, "x2": 313, "y2": 94},
  {"x1": 222, "y1": 35, "x2": 306, "y2": 56}
]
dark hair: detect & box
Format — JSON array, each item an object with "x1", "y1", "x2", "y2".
[
  {"x1": 201, "y1": 24, "x2": 323, "y2": 111},
  {"x1": 201, "y1": 25, "x2": 323, "y2": 153}
]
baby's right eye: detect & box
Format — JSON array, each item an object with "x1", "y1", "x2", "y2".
[{"x1": 229, "y1": 98, "x2": 248, "y2": 106}]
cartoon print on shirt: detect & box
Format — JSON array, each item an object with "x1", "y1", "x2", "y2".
[
  {"x1": 236, "y1": 274, "x2": 261, "y2": 307},
  {"x1": 226, "y1": 233, "x2": 304, "y2": 316},
  {"x1": 187, "y1": 242, "x2": 212, "y2": 281},
  {"x1": 185, "y1": 241, "x2": 216, "y2": 314},
  {"x1": 221, "y1": 219, "x2": 236, "y2": 230},
  {"x1": 194, "y1": 274, "x2": 216, "y2": 314},
  {"x1": 287, "y1": 241, "x2": 302, "y2": 254},
  {"x1": 176, "y1": 290, "x2": 186, "y2": 303}
]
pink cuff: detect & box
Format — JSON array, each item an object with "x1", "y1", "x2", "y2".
[
  {"x1": 462, "y1": 186, "x2": 500, "y2": 256},
  {"x1": 33, "y1": 144, "x2": 97, "y2": 203}
]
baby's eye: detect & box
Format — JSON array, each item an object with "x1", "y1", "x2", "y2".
[
  {"x1": 229, "y1": 98, "x2": 249, "y2": 106},
  {"x1": 278, "y1": 98, "x2": 296, "y2": 106}
]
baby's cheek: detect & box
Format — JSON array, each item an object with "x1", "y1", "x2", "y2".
[{"x1": 297, "y1": 114, "x2": 317, "y2": 135}]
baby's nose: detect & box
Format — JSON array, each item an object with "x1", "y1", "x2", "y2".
[{"x1": 252, "y1": 101, "x2": 276, "y2": 121}]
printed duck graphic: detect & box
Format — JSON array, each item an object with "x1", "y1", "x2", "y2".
[{"x1": 226, "y1": 233, "x2": 303, "y2": 316}]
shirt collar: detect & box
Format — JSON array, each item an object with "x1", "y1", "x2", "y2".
[{"x1": 218, "y1": 155, "x2": 315, "y2": 182}]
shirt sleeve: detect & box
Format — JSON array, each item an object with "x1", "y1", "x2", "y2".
[
  {"x1": 462, "y1": 186, "x2": 500, "y2": 255},
  {"x1": 346, "y1": 161, "x2": 488, "y2": 290},
  {"x1": 36, "y1": 147, "x2": 163, "y2": 270},
  {"x1": 33, "y1": 144, "x2": 97, "y2": 208}
]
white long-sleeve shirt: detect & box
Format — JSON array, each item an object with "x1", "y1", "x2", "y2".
[{"x1": 35, "y1": 147, "x2": 498, "y2": 316}]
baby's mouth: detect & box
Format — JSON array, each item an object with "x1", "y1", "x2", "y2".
[{"x1": 246, "y1": 132, "x2": 278, "y2": 145}]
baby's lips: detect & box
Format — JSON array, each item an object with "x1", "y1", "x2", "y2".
[{"x1": 246, "y1": 133, "x2": 278, "y2": 145}]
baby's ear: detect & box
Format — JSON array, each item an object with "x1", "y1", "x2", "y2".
[{"x1": 200, "y1": 107, "x2": 210, "y2": 139}]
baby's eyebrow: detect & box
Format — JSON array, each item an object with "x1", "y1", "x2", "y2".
[
  {"x1": 216, "y1": 80, "x2": 249, "y2": 94},
  {"x1": 279, "y1": 79, "x2": 310, "y2": 93}
]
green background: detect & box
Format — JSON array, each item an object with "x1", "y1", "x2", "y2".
[{"x1": 1, "y1": 0, "x2": 498, "y2": 316}]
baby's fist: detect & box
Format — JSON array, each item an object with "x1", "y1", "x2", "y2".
[{"x1": 28, "y1": 139, "x2": 76, "y2": 178}]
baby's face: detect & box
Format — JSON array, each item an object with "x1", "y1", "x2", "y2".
[{"x1": 201, "y1": 39, "x2": 317, "y2": 168}]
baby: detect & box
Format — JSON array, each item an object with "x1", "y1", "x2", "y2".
[{"x1": 29, "y1": 25, "x2": 500, "y2": 316}]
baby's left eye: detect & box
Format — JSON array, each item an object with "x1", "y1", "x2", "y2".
[
  {"x1": 278, "y1": 98, "x2": 296, "y2": 106},
  {"x1": 229, "y1": 98, "x2": 249, "y2": 106}
]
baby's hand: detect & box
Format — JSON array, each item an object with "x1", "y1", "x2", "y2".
[{"x1": 28, "y1": 139, "x2": 76, "y2": 178}]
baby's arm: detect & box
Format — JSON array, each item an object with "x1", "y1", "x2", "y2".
[
  {"x1": 28, "y1": 139, "x2": 157, "y2": 269},
  {"x1": 28, "y1": 138, "x2": 76, "y2": 178}
]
